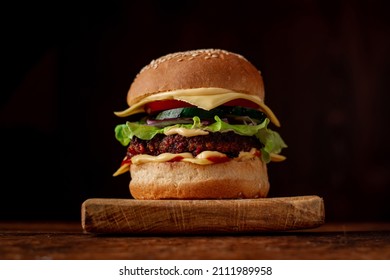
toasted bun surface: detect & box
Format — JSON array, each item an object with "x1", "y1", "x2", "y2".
[
  {"x1": 127, "y1": 49, "x2": 265, "y2": 106},
  {"x1": 129, "y1": 158, "x2": 269, "y2": 199}
]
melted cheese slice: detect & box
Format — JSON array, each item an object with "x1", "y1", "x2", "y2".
[
  {"x1": 131, "y1": 151, "x2": 228, "y2": 165},
  {"x1": 112, "y1": 149, "x2": 287, "y2": 177},
  {"x1": 114, "y1": 87, "x2": 280, "y2": 127},
  {"x1": 164, "y1": 127, "x2": 209, "y2": 137}
]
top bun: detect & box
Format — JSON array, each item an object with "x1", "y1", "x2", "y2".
[{"x1": 127, "y1": 49, "x2": 265, "y2": 106}]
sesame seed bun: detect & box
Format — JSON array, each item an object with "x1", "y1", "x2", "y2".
[{"x1": 127, "y1": 49, "x2": 265, "y2": 106}]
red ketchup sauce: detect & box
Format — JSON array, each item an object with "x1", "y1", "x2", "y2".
[
  {"x1": 168, "y1": 156, "x2": 184, "y2": 162},
  {"x1": 206, "y1": 156, "x2": 230, "y2": 164},
  {"x1": 121, "y1": 157, "x2": 131, "y2": 166}
]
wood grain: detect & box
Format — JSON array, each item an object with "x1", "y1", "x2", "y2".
[
  {"x1": 1, "y1": 222, "x2": 390, "y2": 260},
  {"x1": 81, "y1": 195, "x2": 325, "y2": 234}
]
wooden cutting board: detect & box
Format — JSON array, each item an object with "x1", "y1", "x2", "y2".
[{"x1": 81, "y1": 195, "x2": 324, "y2": 234}]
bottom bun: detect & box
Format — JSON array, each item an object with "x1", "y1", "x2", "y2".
[{"x1": 129, "y1": 157, "x2": 270, "y2": 199}]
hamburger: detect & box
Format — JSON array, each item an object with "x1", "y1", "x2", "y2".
[{"x1": 113, "y1": 49, "x2": 287, "y2": 199}]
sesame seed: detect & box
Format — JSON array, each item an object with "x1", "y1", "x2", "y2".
[{"x1": 139, "y1": 48, "x2": 248, "y2": 73}]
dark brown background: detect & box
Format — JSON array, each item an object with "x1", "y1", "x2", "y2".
[{"x1": 1, "y1": 0, "x2": 389, "y2": 222}]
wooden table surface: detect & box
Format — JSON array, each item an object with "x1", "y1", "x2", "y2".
[{"x1": 1, "y1": 221, "x2": 389, "y2": 260}]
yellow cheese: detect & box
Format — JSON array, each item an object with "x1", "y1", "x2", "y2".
[
  {"x1": 270, "y1": 153, "x2": 287, "y2": 162},
  {"x1": 237, "y1": 149, "x2": 260, "y2": 161},
  {"x1": 112, "y1": 163, "x2": 130, "y2": 177},
  {"x1": 130, "y1": 151, "x2": 230, "y2": 165},
  {"x1": 112, "y1": 149, "x2": 285, "y2": 176},
  {"x1": 182, "y1": 151, "x2": 228, "y2": 165},
  {"x1": 112, "y1": 149, "x2": 262, "y2": 176},
  {"x1": 114, "y1": 87, "x2": 280, "y2": 127},
  {"x1": 164, "y1": 127, "x2": 209, "y2": 137},
  {"x1": 131, "y1": 152, "x2": 193, "y2": 165}
]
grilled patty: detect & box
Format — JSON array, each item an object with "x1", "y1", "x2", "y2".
[{"x1": 126, "y1": 132, "x2": 262, "y2": 159}]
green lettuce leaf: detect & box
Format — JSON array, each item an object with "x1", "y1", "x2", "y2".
[{"x1": 115, "y1": 116, "x2": 287, "y2": 163}]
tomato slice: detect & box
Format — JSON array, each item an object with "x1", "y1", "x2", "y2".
[
  {"x1": 144, "y1": 98, "x2": 260, "y2": 114},
  {"x1": 144, "y1": 100, "x2": 194, "y2": 114}
]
